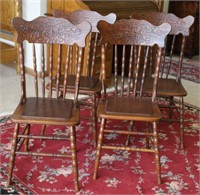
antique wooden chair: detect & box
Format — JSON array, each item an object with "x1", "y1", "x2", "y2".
[
  {"x1": 52, "y1": 9, "x2": 117, "y2": 146},
  {"x1": 131, "y1": 12, "x2": 194, "y2": 149},
  {"x1": 7, "y1": 16, "x2": 91, "y2": 192},
  {"x1": 93, "y1": 19, "x2": 171, "y2": 184}
]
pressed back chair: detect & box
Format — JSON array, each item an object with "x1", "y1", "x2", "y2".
[
  {"x1": 93, "y1": 19, "x2": 171, "y2": 184},
  {"x1": 52, "y1": 9, "x2": 117, "y2": 146},
  {"x1": 7, "y1": 16, "x2": 91, "y2": 192},
  {"x1": 131, "y1": 12, "x2": 194, "y2": 149}
]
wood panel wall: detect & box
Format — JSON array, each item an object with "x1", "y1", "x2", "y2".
[{"x1": 0, "y1": 0, "x2": 22, "y2": 69}]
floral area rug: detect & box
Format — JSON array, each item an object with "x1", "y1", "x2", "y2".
[
  {"x1": 0, "y1": 100, "x2": 199, "y2": 195},
  {"x1": 165, "y1": 58, "x2": 200, "y2": 83}
]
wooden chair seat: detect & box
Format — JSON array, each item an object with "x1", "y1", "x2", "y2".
[
  {"x1": 11, "y1": 97, "x2": 80, "y2": 125},
  {"x1": 144, "y1": 78, "x2": 187, "y2": 96},
  {"x1": 98, "y1": 96, "x2": 161, "y2": 121},
  {"x1": 22, "y1": 98, "x2": 73, "y2": 119}
]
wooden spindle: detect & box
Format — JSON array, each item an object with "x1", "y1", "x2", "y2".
[
  {"x1": 85, "y1": 32, "x2": 92, "y2": 76},
  {"x1": 49, "y1": 44, "x2": 53, "y2": 98},
  {"x1": 140, "y1": 46, "x2": 149, "y2": 97},
  {"x1": 120, "y1": 45, "x2": 126, "y2": 96},
  {"x1": 127, "y1": 45, "x2": 134, "y2": 96},
  {"x1": 177, "y1": 36, "x2": 186, "y2": 82},
  {"x1": 114, "y1": 45, "x2": 118, "y2": 95},
  {"x1": 56, "y1": 44, "x2": 61, "y2": 98},
  {"x1": 133, "y1": 46, "x2": 141, "y2": 97},
  {"x1": 152, "y1": 47, "x2": 162, "y2": 102},
  {"x1": 74, "y1": 47, "x2": 83, "y2": 106},
  {"x1": 69, "y1": 46, "x2": 73, "y2": 75},
  {"x1": 33, "y1": 44, "x2": 38, "y2": 97},
  {"x1": 90, "y1": 32, "x2": 98, "y2": 76},
  {"x1": 41, "y1": 44, "x2": 45, "y2": 98},
  {"x1": 63, "y1": 46, "x2": 70, "y2": 99}
]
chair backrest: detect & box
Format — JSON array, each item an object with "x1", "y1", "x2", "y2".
[
  {"x1": 12, "y1": 16, "x2": 91, "y2": 104},
  {"x1": 97, "y1": 19, "x2": 171, "y2": 102},
  {"x1": 131, "y1": 12, "x2": 194, "y2": 81},
  {"x1": 54, "y1": 9, "x2": 117, "y2": 77}
]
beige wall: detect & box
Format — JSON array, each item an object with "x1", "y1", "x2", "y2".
[{"x1": 163, "y1": 0, "x2": 169, "y2": 12}]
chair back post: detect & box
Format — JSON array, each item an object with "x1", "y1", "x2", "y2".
[
  {"x1": 74, "y1": 47, "x2": 83, "y2": 106},
  {"x1": 177, "y1": 36, "x2": 186, "y2": 82},
  {"x1": 153, "y1": 47, "x2": 163, "y2": 102},
  {"x1": 100, "y1": 43, "x2": 107, "y2": 101},
  {"x1": 18, "y1": 43, "x2": 26, "y2": 104}
]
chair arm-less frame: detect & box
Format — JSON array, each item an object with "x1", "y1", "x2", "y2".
[{"x1": 7, "y1": 16, "x2": 91, "y2": 192}]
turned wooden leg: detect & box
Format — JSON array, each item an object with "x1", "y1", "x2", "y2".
[
  {"x1": 169, "y1": 96, "x2": 174, "y2": 123},
  {"x1": 7, "y1": 123, "x2": 19, "y2": 186},
  {"x1": 180, "y1": 97, "x2": 185, "y2": 150},
  {"x1": 92, "y1": 94, "x2": 97, "y2": 147},
  {"x1": 70, "y1": 126, "x2": 79, "y2": 192},
  {"x1": 126, "y1": 121, "x2": 135, "y2": 146},
  {"x1": 24, "y1": 124, "x2": 30, "y2": 151},
  {"x1": 146, "y1": 122, "x2": 150, "y2": 149},
  {"x1": 41, "y1": 124, "x2": 46, "y2": 136},
  {"x1": 93, "y1": 118, "x2": 106, "y2": 180},
  {"x1": 153, "y1": 121, "x2": 161, "y2": 184}
]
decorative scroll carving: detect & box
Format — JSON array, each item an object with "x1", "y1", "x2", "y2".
[
  {"x1": 98, "y1": 19, "x2": 171, "y2": 47},
  {"x1": 131, "y1": 12, "x2": 194, "y2": 36},
  {"x1": 12, "y1": 16, "x2": 91, "y2": 47},
  {"x1": 54, "y1": 9, "x2": 116, "y2": 32}
]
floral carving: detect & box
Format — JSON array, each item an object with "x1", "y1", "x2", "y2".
[
  {"x1": 12, "y1": 16, "x2": 91, "y2": 47},
  {"x1": 98, "y1": 19, "x2": 171, "y2": 47}
]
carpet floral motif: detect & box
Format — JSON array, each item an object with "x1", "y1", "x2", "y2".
[{"x1": 0, "y1": 101, "x2": 199, "y2": 194}]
